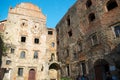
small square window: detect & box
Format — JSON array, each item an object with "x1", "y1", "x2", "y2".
[
  {"x1": 21, "y1": 37, "x2": 26, "y2": 42},
  {"x1": 34, "y1": 38, "x2": 39, "y2": 44},
  {"x1": 6, "y1": 60, "x2": 11, "y2": 65},
  {"x1": 48, "y1": 31, "x2": 53, "y2": 35}
]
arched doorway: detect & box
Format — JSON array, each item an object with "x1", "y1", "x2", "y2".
[
  {"x1": 28, "y1": 69, "x2": 36, "y2": 80},
  {"x1": 49, "y1": 63, "x2": 60, "y2": 80},
  {"x1": 94, "y1": 59, "x2": 109, "y2": 80}
]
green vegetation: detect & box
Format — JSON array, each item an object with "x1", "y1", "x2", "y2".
[{"x1": 0, "y1": 33, "x2": 8, "y2": 55}]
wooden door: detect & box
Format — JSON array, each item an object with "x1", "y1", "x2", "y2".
[{"x1": 28, "y1": 69, "x2": 36, "y2": 80}]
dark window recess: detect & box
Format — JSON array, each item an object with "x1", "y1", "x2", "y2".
[
  {"x1": 86, "y1": 0, "x2": 92, "y2": 8},
  {"x1": 67, "y1": 65, "x2": 70, "y2": 76},
  {"x1": 5, "y1": 70, "x2": 9, "y2": 73},
  {"x1": 34, "y1": 51, "x2": 38, "y2": 59},
  {"x1": 22, "y1": 22, "x2": 25, "y2": 26},
  {"x1": 57, "y1": 40, "x2": 59, "y2": 45},
  {"x1": 18, "y1": 68, "x2": 23, "y2": 76},
  {"x1": 81, "y1": 62, "x2": 86, "y2": 74},
  {"x1": 67, "y1": 15, "x2": 70, "y2": 26},
  {"x1": 21, "y1": 37, "x2": 26, "y2": 42},
  {"x1": 91, "y1": 34, "x2": 98, "y2": 46},
  {"x1": 107, "y1": 0, "x2": 118, "y2": 11},
  {"x1": 6, "y1": 60, "x2": 11, "y2": 65},
  {"x1": 48, "y1": 31, "x2": 53, "y2": 35},
  {"x1": 73, "y1": 53, "x2": 77, "y2": 59},
  {"x1": 88, "y1": 13, "x2": 95, "y2": 22},
  {"x1": 114, "y1": 25, "x2": 120, "y2": 37},
  {"x1": 11, "y1": 48, "x2": 15, "y2": 53},
  {"x1": 68, "y1": 30, "x2": 72, "y2": 37},
  {"x1": 34, "y1": 38, "x2": 39, "y2": 44}
]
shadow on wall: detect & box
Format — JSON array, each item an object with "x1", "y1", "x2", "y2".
[
  {"x1": 106, "y1": 43, "x2": 120, "y2": 79},
  {"x1": 0, "y1": 35, "x2": 7, "y2": 80}
]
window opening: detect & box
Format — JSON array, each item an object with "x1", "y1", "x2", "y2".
[
  {"x1": 86, "y1": 0, "x2": 92, "y2": 8},
  {"x1": 34, "y1": 51, "x2": 38, "y2": 59},
  {"x1": 81, "y1": 62, "x2": 86, "y2": 74},
  {"x1": 67, "y1": 65, "x2": 70, "y2": 76},
  {"x1": 88, "y1": 13, "x2": 95, "y2": 22},
  {"x1": 18, "y1": 68, "x2": 23, "y2": 76},
  {"x1": 34, "y1": 38, "x2": 39, "y2": 44},
  {"x1": 114, "y1": 25, "x2": 120, "y2": 37},
  {"x1": 11, "y1": 48, "x2": 15, "y2": 53},
  {"x1": 106, "y1": 0, "x2": 118, "y2": 11},
  {"x1": 6, "y1": 60, "x2": 11, "y2": 65},
  {"x1": 67, "y1": 15, "x2": 70, "y2": 26},
  {"x1": 20, "y1": 51, "x2": 25, "y2": 58},
  {"x1": 68, "y1": 30, "x2": 72, "y2": 37},
  {"x1": 48, "y1": 31, "x2": 53, "y2": 35},
  {"x1": 21, "y1": 36, "x2": 26, "y2": 42},
  {"x1": 51, "y1": 42, "x2": 55, "y2": 47}
]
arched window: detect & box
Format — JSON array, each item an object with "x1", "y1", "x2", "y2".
[
  {"x1": 34, "y1": 51, "x2": 38, "y2": 59},
  {"x1": 20, "y1": 51, "x2": 25, "y2": 58},
  {"x1": 86, "y1": 0, "x2": 92, "y2": 8},
  {"x1": 106, "y1": 0, "x2": 118, "y2": 11},
  {"x1": 88, "y1": 13, "x2": 95, "y2": 22}
]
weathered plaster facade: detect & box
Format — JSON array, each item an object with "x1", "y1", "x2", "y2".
[
  {"x1": 1, "y1": 3, "x2": 60, "y2": 80},
  {"x1": 56, "y1": 0, "x2": 120, "y2": 80}
]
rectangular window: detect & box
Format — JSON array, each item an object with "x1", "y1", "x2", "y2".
[
  {"x1": 81, "y1": 62, "x2": 86, "y2": 75},
  {"x1": 48, "y1": 31, "x2": 53, "y2": 35},
  {"x1": 91, "y1": 33, "x2": 98, "y2": 46},
  {"x1": 11, "y1": 48, "x2": 15, "y2": 53},
  {"x1": 114, "y1": 25, "x2": 120, "y2": 37},
  {"x1": 6, "y1": 60, "x2": 11, "y2": 65},
  {"x1": 34, "y1": 38, "x2": 39, "y2": 44},
  {"x1": 34, "y1": 51, "x2": 38, "y2": 59},
  {"x1": 21, "y1": 36, "x2": 26, "y2": 42},
  {"x1": 18, "y1": 68, "x2": 23, "y2": 76},
  {"x1": 67, "y1": 65, "x2": 70, "y2": 76}
]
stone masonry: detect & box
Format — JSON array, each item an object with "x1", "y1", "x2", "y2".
[{"x1": 56, "y1": 0, "x2": 120, "y2": 80}]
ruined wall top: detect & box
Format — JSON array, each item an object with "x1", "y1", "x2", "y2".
[
  {"x1": 16, "y1": 3, "x2": 41, "y2": 11},
  {"x1": 9, "y1": 3, "x2": 46, "y2": 20}
]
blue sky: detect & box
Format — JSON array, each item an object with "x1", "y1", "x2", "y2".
[{"x1": 0, "y1": 0, "x2": 77, "y2": 28}]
